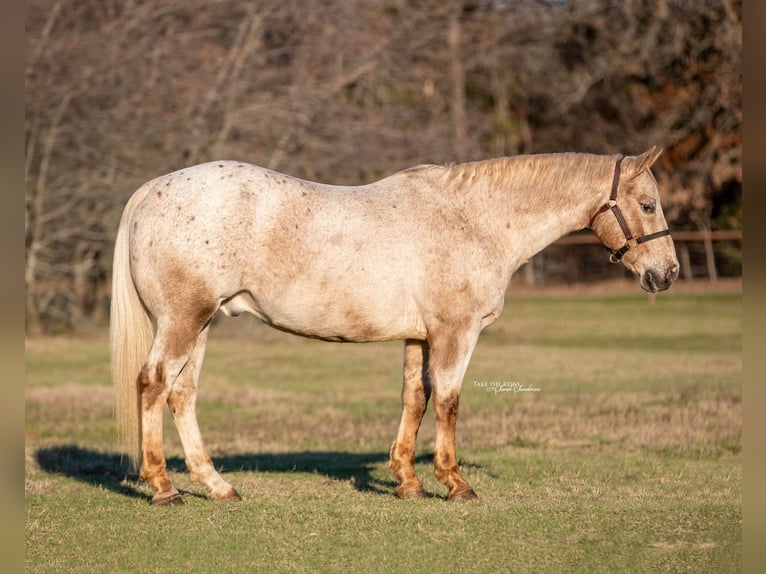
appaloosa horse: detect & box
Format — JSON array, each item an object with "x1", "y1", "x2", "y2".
[{"x1": 110, "y1": 147, "x2": 678, "y2": 504}]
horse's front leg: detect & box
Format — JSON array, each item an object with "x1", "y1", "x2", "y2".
[
  {"x1": 428, "y1": 323, "x2": 480, "y2": 500},
  {"x1": 389, "y1": 339, "x2": 431, "y2": 498}
]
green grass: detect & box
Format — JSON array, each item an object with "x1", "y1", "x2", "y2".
[{"x1": 25, "y1": 293, "x2": 741, "y2": 573}]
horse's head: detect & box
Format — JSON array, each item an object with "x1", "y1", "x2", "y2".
[{"x1": 590, "y1": 146, "x2": 679, "y2": 293}]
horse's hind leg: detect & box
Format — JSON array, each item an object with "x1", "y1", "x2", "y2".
[
  {"x1": 138, "y1": 321, "x2": 202, "y2": 505},
  {"x1": 389, "y1": 339, "x2": 431, "y2": 498},
  {"x1": 167, "y1": 326, "x2": 241, "y2": 501}
]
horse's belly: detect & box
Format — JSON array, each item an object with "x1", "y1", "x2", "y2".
[
  {"x1": 221, "y1": 288, "x2": 426, "y2": 343},
  {"x1": 270, "y1": 301, "x2": 427, "y2": 343}
]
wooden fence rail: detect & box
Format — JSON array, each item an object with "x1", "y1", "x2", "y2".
[{"x1": 519, "y1": 229, "x2": 743, "y2": 286}]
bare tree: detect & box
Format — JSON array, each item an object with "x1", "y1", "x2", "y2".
[{"x1": 25, "y1": 0, "x2": 741, "y2": 331}]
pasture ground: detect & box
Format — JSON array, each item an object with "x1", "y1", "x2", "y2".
[{"x1": 25, "y1": 290, "x2": 741, "y2": 573}]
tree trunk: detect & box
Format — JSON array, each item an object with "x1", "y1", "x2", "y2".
[{"x1": 448, "y1": 7, "x2": 467, "y2": 162}]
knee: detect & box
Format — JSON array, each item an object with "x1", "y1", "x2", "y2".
[
  {"x1": 403, "y1": 384, "x2": 429, "y2": 412},
  {"x1": 434, "y1": 391, "x2": 460, "y2": 423}
]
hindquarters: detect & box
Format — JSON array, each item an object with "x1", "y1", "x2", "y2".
[
  {"x1": 111, "y1": 172, "x2": 243, "y2": 503},
  {"x1": 111, "y1": 168, "x2": 237, "y2": 471}
]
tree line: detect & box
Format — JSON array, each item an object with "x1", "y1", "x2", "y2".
[{"x1": 25, "y1": 0, "x2": 741, "y2": 331}]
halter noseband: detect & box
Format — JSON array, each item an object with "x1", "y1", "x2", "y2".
[{"x1": 589, "y1": 155, "x2": 671, "y2": 264}]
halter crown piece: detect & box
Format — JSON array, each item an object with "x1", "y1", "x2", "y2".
[{"x1": 589, "y1": 155, "x2": 672, "y2": 263}]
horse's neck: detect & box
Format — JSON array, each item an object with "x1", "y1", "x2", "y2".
[{"x1": 470, "y1": 154, "x2": 612, "y2": 266}]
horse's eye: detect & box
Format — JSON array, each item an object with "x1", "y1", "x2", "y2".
[{"x1": 641, "y1": 202, "x2": 655, "y2": 214}]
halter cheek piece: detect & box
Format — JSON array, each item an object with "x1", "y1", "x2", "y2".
[{"x1": 589, "y1": 155, "x2": 672, "y2": 263}]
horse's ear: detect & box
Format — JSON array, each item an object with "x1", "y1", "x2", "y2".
[{"x1": 626, "y1": 145, "x2": 663, "y2": 179}]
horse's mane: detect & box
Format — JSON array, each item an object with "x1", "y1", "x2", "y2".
[{"x1": 401, "y1": 153, "x2": 615, "y2": 196}]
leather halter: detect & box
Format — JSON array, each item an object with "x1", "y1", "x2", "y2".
[{"x1": 589, "y1": 155, "x2": 672, "y2": 264}]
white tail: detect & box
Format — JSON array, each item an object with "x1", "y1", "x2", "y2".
[{"x1": 110, "y1": 182, "x2": 155, "y2": 470}]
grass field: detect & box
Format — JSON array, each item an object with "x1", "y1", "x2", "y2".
[{"x1": 25, "y1": 292, "x2": 742, "y2": 573}]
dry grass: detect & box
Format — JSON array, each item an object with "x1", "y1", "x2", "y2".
[{"x1": 25, "y1": 293, "x2": 741, "y2": 573}]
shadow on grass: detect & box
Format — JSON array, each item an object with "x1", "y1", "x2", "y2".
[
  {"x1": 34, "y1": 445, "x2": 146, "y2": 499},
  {"x1": 34, "y1": 445, "x2": 481, "y2": 501}
]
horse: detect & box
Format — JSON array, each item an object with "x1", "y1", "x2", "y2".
[{"x1": 110, "y1": 146, "x2": 678, "y2": 505}]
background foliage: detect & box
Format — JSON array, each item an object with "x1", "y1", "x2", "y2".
[{"x1": 25, "y1": 0, "x2": 742, "y2": 331}]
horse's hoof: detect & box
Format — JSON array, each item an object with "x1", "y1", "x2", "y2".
[
  {"x1": 448, "y1": 487, "x2": 479, "y2": 501},
  {"x1": 395, "y1": 485, "x2": 427, "y2": 499},
  {"x1": 152, "y1": 492, "x2": 184, "y2": 506},
  {"x1": 211, "y1": 488, "x2": 243, "y2": 502}
]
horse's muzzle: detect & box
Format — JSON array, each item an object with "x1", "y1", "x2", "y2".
[{"x1": 641, "y1": 263, "x2": 679, "y2": 293}]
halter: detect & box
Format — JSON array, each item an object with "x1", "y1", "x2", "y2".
[{"x1": 589, "y1": 155, "x2": 672, "y2": 264}]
